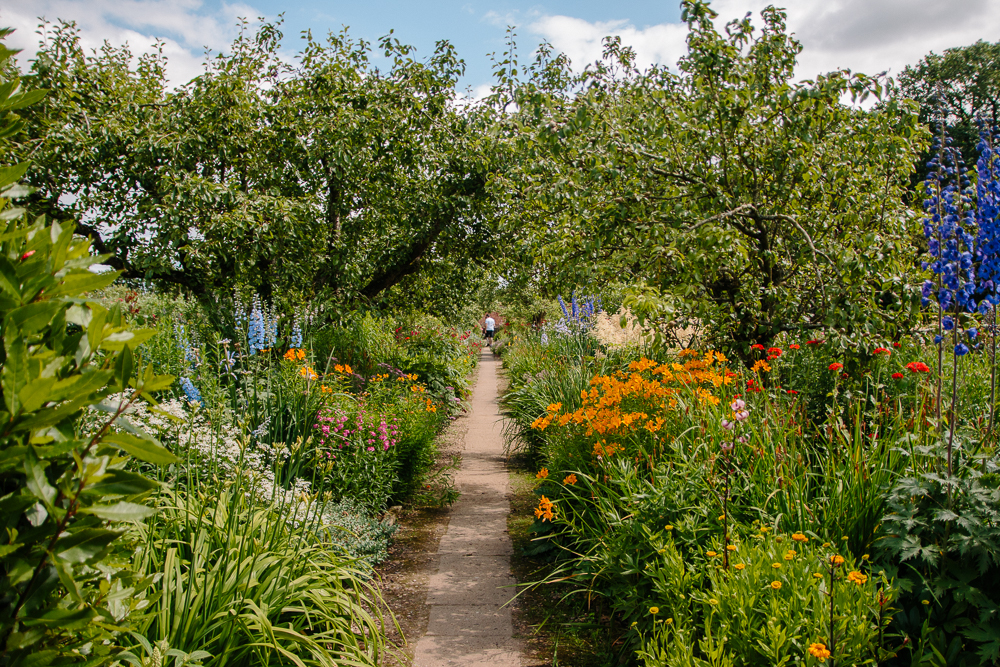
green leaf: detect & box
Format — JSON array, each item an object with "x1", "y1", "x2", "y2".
[
  {"x1": 18, "y1": 377, "x2": 56, "y2": 412},
  {"x1": 44, "y1": 270, "x2": 119, "y2": 298},
  {"x1": 103, "y1": 431, "x2": 178, "y2": 465},
  {"x1": 79, "y1": 502, "x2": 154, "y2": 522},
  {"x1": 54, "y1": 528, "x2": 120, "y2": 564},
  {"x1": 23, "y1": 455, "x2": 56, "y2": 505},
  {"x1": 8, "y1": 302, "x2": 62, "y2": 336}
]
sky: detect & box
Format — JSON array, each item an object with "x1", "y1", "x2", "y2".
[{"x1": 3, "y1": 0, "x2": 1000, "y2": 97}]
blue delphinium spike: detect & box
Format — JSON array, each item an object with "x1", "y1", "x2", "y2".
[{"x1": 180, "y1": 377, "x2": 204, "y2": 406}]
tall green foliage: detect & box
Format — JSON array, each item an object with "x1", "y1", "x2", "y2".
[
  {"x1": 493, "y1": 1, "x2": 927, "y2": 359},
  {"x1": 15, "y1": 21, "x2": 498, "y2": 306},
  {"x1": 0, "y1": 32, "x2": 178, "y2": 665}
]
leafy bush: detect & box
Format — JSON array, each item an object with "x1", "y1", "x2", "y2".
[
  {"x1": 128, "y1": 482, "x2": 390, "y2": 667},
  {"x1": 0, "y1": 214, "x2": 177, "y2": 663},
  {"x1": 877, "y1": 445, "x2": 1000, "y2": 666},
  {"x1": 638, "y1": 535, "x2": 892, "y2": 667}
]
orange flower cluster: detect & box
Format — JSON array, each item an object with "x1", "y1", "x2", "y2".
[
  {"x1": 299, "y1": 366, "x2": 319, "y2": 381},
  {"x1": 530, "y1": 354, "x2": 730, "y2": 438},
  {"x1": 846, "y1": 570, "x2": 868, "y2": 586},
  {"x1": 535, "y1": 495, "x2": 556, "y2": 521},
  {"x1": 424, "y1": 398, "x2": 437, "y2": 413},
  {"x1": 593, "y1": 440, "x2": 624, "y2": 458},
  {"x1": 334, "y1": 363, "x2": 354, "y2": 374},
  {"x1": 283, "y1": 348, "x2": 306, "y2": 361}
]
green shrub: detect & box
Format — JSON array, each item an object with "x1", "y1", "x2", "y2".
[
  {"x1": 128, "y1": 482, "x2": 390, "y2": 667},
  {"x1": 0, "y1": 216, "x2": 177, "y2": 663},
  {"x1": 638, "y1": 534, "x2": 892, "y2": 667}
]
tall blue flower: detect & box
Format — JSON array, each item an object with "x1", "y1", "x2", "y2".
[
  {"x1": 923, "y1": 127, "x2": 978, "y2": 327},
  {"x1": 976, "y1": 123, "x2": 1000, "y2": 313},
  {"x1": 179, "y1": 377, "x2": 204, "y2": 407}
]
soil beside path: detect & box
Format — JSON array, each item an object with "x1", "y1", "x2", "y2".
[{"x1": 407, "y1": 350, "x2": 523, "y2": 667}]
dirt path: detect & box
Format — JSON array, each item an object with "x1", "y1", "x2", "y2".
[{"x1": 411, "y1": 350, "x2": 522, "y2": 667}]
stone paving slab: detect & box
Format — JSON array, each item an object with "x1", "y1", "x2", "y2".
[
  {"x1": 426, "y1": 605, "x2": 513, "y2": 636},
  {"x1": 412, "y1": 351, "x2": 521, "y2": 667}
]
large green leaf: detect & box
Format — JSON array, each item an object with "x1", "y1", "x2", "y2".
[{"x1": 103, "y1": 431, "x2": 178, "y2": 465}]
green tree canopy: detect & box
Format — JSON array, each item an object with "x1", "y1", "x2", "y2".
[
  {"x1": 15, "y1": 21, "x2": 500, "y2": 306},
  {"x1": 899, "y1": 39, "x2": 1000, "y2": 164},
  {"x1": 492, "y1": 1, "x2": 927, "y2": 359}
]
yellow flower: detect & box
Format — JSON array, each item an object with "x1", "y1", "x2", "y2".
[
  {"x1": 563, "y1": 473, "x2": 578, "y2": 485},
  {"x1": 649, "y1": 607, "x2": 659, "y2": 615},
  {"x1": 831, "y1": 555, "x2": 845, "y2": 566},
  {"x1": 784, "y1": 551, "x2": 795, "y2": 561},
  {"x1": 709, "y1": 599, "x2": 719, "y2": 605},
  {"x1": 751, "y1": 359, "x2": 771, "y2": 373},
  {"x1": 299, "y1": 366, "x2": 318, "y2": 380},
  {"x1": 665, "y1": 618, "x2": 673, "y2": 625},
  {"x1": 813, "y1": 573, "x2": 823, "y2": 579},
  {"x1": 718, "y1": 514, "x2": 725, "y2": 521},
  {"x1": 733, "y1": 563, "x2": 746, "y2": 570},
  {"x1": 808, "y1": 642, "x2": 831, "y2": 662},
  {"x1": 726, "y1": 545, "x2": 737, "y2": 552},
  {"x1": 536, "y1": 468, "x2": 549, "y2": 479},
  {"x1": 922, "y1": 599, "x2": 930, "y2": 605},
  {"x1": 705, "y1": 551, "x2": 718, "y2": 557},
  {"x1": 822, "y1": 542, "x2": 831, "y2": 547},
  {"x1": 770, "y1": 581, "x2": 782, "y2": 590},
  {"x1": 664, "y1": 525, "x2": 674, "y2": 531},
  {"x1": 846, "y1": 571, "x2": 868, "y2": 586},
  {"x1": 862, "y1": 554, "x2": 870, "y2": 560},
  {"x1": 772, "y1": 563, "x2": 782, "y2": 569},
  {"x1": 792, "y1": 533, "x2": 808, "y2": 542}
]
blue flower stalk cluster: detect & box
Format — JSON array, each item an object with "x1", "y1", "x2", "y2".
[
  {"x1": 921, "y1": 128, "x2": 977, "y2": 356},
  {"x1": 976, "y1": 124, "x2": 1000, "y2": 314},
  {"x1": 290, "y1": 317, "x2": 303, "y2": 349},
  {"x1": 179, "y1": 376, "x2": 204, "y2": 407},
  {"x1": 174, "y1": 324, "x2": 198, "y2": 371},
  {"x1": 247, "y1": 296, "x2": 278, "y2": 354},
  {"x1": 557, "y1": 291, "x2": 601, "y2": 330}
]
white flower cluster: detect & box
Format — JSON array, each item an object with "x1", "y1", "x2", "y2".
[{"x1": 101, "y1": 396, "x2": 350, "y2": 529}]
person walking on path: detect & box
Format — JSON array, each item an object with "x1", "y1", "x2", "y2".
[{"x1": 483, "y1": 314, "x2": 496, "y2": 348}]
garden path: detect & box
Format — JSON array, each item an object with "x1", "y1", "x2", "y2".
[{"x1": 411, "y1": 350, "x2": 523, "y2": 667}]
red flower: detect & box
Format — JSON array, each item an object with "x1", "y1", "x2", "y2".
[
  {"x1": 873, "y1": 347, "x2": 891, "y2": 355},
  {"x1": 751, "y1": 343, "x2": 765, "y2": 351},
  {"x1": 806, "y1": 339, "x2": 824, "y2": 345},
  {"x1": 829, "y1": 362, "x2": 844, "y2": 371},
  {"x1": 842, "y1": 373, "x2": 849, "y2": 378},
  {"x1": 891, "y1": 372, "x2": 904, "y2": 380},
  {"x1": 906, "y1": 362, "x2": 931, "y2": 373},
  {"x1": 789, "y1": 344, "x2": 800, "y2": 350},
  {"x1": 19, "y1": 250, "x2": 35, "y2": 261},
  {"x1": 892, "y1": 342, "x2": 901, "y2": 348},
  {"x1": 767, "y1": 347, "x2": 782, "y2": 357},
  {"x1": 786, "y1": 389, "x2": 799, "y2": 395}
]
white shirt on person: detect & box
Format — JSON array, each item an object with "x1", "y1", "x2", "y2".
[{"x1": 485, "y1": 317, "x2": 495, "y2": 332}]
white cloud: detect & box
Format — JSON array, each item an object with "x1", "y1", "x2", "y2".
[
  {"x1": 1, "y1": 0, "x2": 265, "y2": 86},
  {"x1": 528, "y1": 0, "x2": 1000, "y2": 81}
]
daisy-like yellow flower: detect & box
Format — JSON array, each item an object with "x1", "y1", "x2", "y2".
[
  {"x1": 808, "y1": 642, "x2": 831, "y2": 662},
  {"x1": 770, "y1": 581, "x2": 782, "y2": 590},
  {"x1": 664, "y1": 525, "x2": 674, "y2": 531},
  {"x1": 726, "y1": 545, "x2": 737, "y2": 552},
  {"x1": 733, "y1": 563, "x2": 746, "y2": 571},
  {"x1": 649, "y1": 607, "x2": 659, "y2": 615},
  {"x1": 792, "y1": 533, "x2": 808, "y2": 542},
  {"x1": 772, "y1": 563, "x2": 782, "y2": 569},
  {"x1": 812, "y1": 573, "x2": 823, "y2": 579},
  {"x1": 705, "y1": 551, "x2": 718, "y2": 557},
  {"x1": 830, "y1": 555, "x2": 845, "y2": 566},
  {"x1": 846, "y1": 571, "x2": 868, "y2": 586}
]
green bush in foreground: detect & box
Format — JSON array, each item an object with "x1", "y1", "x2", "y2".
[{"x1": 0, "y1": 212, "x2": 177, "y2": 665}]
